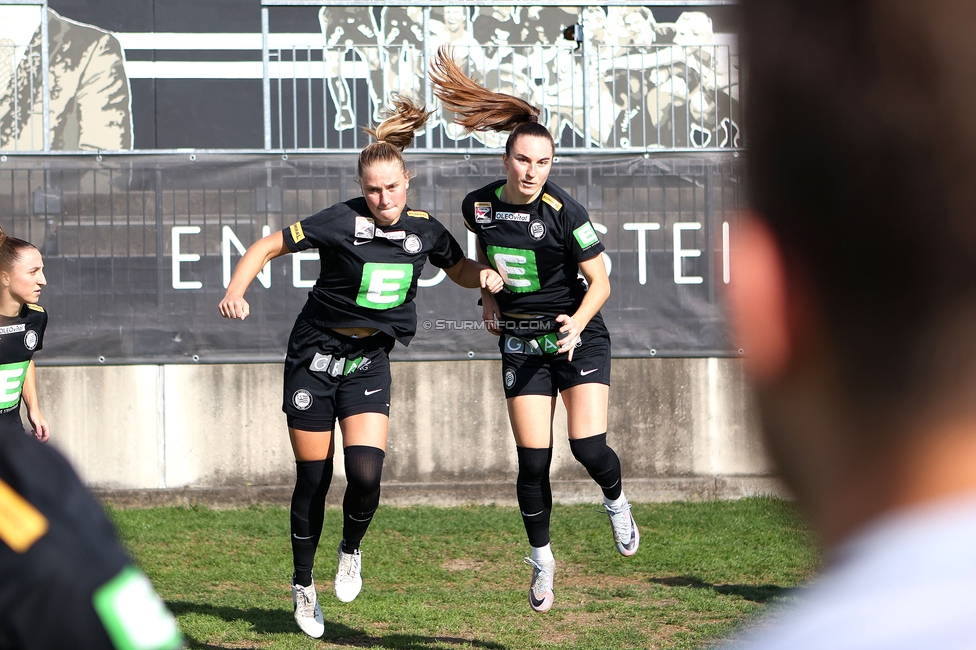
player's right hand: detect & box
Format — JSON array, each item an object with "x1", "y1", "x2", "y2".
[
  {"x1": 481, "y1": 290, "x2": 502, "y2": 336},
  {"x1": 219, "y1": 294, "x2": 250, "y2": 320}
]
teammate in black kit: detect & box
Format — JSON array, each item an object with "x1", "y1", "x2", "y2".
[
  {"x1": 431, "y1": 49, "x2": 639, "y2": 613},
  {"x1": 219, "y1": 97, "x2": 503, "y2": 638},
  {"x1": 0, "y1": 228, "x2": 50, "y2": 441}
]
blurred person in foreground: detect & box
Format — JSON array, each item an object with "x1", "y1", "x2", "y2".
[
  {"x1": 723, "y1": 1, "x2": 976, "y2": 648},
  {"x1": 0, "y1": 418, "x2": 183, "y2": 649}
]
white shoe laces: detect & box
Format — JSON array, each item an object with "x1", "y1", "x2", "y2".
[
  {"x1": 337, "y1": 549, "x2": 362, "y2": 581},
  {"x1": 294, "y1": 584, "x2": 317, "y2": 618},
  {"x1": 524, "y1": 557, "x2": 554, "y2": 595},
  {"x1": 604, "y1": 501, "x2": 633, "y2": 542}
]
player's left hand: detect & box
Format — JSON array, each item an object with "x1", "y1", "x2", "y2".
[
  {"x1": 556, "y1": 314, "x2": 583, "y2": 361},
  {"x1": 27, "y1": 410, "x2": 49, "y2": 443},
  {"x1": 480, "y1": 268, "x2": 504, "y2": 294}
]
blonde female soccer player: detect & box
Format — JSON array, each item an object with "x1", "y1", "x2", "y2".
[{"x1": 219, "y1": 97, "x2": 502, "y2": 638}]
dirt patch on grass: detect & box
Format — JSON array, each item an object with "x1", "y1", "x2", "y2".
[{"x1": 441, "y1": 558, "x2": 489, "y2": 572}]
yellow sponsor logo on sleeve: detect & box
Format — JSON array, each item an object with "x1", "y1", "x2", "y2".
[
  {"x1": 407, "y1": 210, "x2": 429, "y2": 219},
  {"x1": 0, "y1": 478, "x2": 48, "y2": 553},
  {"x1": 289, "y1": 222, "x2": 305, "y2": 243},
  {"x1": 541, "y1": 193, "x2": 563, "y2": 212}
]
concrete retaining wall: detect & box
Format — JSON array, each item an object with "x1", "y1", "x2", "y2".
[{"x1": 37, "y1": 358, "x2": 782, "y2": 506}]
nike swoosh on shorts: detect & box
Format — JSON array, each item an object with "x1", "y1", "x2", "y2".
[
  {"x1": 580, "y1": 368, "x2": 599, "y2": 376},
  {"x1": 364, "y1": 388, "x2": 383, "y2": 395},
  {"x1": 353, "y1": 239, "x2": 371, "y2": 245}
]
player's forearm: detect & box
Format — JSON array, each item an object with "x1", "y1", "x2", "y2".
[
  {"x1": 571, "y1": 274, "x2": 610, "y2": 329},
  {"x1": 21, "y1": 361, "x2": 41, "y2": 415}
]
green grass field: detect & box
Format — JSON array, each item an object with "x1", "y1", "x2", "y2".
[{"x1": 109, "y1": 498, "x2": 819, "y2": 650}]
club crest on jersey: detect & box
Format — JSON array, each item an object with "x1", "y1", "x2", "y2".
[
  {"x1": 496, "y1": 211, "x2": 531, "y2": 223},
  {"x1": 292, "y1": 389, "x2": 313, "y2": 410},
  {"x1": 504, "y1": 368, "x2": 517, "y2": 389},
  {"x1": 474, "y1": 202, "x2": 492, "y2": 224},
  {"x1": 403, "y1": 234, "x2": 423, "y2": 253},
  {"x1": 355, "y1": 216, "x2": 375, "y2": 240},
  {"x1": 528, "y1": 220, "x2": 547, "y2": 241},
  {"x1": 24, "y1": 331, "x2": 37, "y2": 351}
]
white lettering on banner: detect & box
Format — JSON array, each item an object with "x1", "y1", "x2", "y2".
[
  {"x1": 172, "y1": 226, "x2": 202, "y2": 290},
  {"x1": 417, "y1": 269, "x2": 446, "y2": 288},
  {"x1": 367, "y1": 269, "x2": 408, "y2": 304},
  {"x1": 222, "y1": 225, "x2": 271, "y2": 289},
  {"x1": 0, "y1": 324, "x2": 26, "y2": 336},
  {"x1": 622, "y1": 222, "x2": 662, "y2": 285},
  {"x1": 494, "y1": 253, "x2": 532, "y2": 288},
  {"x1": 292, "y1": 250, "x2": 319, "y2": 288},
  {"x1": 674, "y1": 222, "x2": 704, "y2": 285},
  {"x1": 723, "y1": 221, "x2": 731, "y2": 284}
]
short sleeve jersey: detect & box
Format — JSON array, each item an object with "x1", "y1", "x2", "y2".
[
  {"x1": 283, "y1": 197, "x2": 465, "y2": 344},
  {"x1": 461, "y1": 180, "x2": 605, "y2": 317},
  {"x1": 0, "y1": 304, "x2": 47, "y2": 429}
]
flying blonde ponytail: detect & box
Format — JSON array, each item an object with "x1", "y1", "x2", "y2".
[{"x1": 358, "y1": 95, "x2": 433, "y2": 178}]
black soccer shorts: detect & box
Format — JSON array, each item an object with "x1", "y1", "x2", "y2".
[
  {"x1": 283, "y1": 318, "x2": 395, "y2": 431},
  {"x1": 498, "y1": 314, "x2": 611, "y2": 399}
]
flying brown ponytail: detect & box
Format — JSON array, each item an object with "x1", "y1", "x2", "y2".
[
  {"x1": 429, "y1": 47, "x2": 553, "y2": 155},
  {"x1": 358, "y1": 95, "x2": 433, "y2": 178}
]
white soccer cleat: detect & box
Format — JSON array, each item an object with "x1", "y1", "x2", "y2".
[
  {"x1": 291, "y1": 579, "x2": 325, "y2": 638},
  {"x1": 524, "y1": 557, "x2": 555, "y2": 612},
  {"x1": 605, "y1": 500, "x2": 640, "y2": 557},
  {"x1": 334, "y1": 542, "x2": 363, "y2": 603}
]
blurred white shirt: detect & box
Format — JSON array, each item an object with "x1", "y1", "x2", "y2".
[{"x1": 723, "y1": 493, "x2": 976, "y2": 650}]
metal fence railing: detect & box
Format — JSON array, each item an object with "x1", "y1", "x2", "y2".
[{"x1": 262, "y1": 1, "x2": 741, "y2": 154}]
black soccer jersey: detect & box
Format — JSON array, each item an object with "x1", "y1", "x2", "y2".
[
  {"x1": 283, "y1": 198, "x2": 465, "y2": 344},
  {"x1": 0, "y1": 304, "x2": 46, "y2": 429},
  {"x1": 461, "y1": 180, "x2": 605, "y2": 318}
]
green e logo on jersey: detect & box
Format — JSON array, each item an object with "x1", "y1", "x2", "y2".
[
  {"x1": 573, "y1": 222, "x2": 600, "y2": 249},
  {"x1": 487, "y1": 246, "x2": 541, "y2": 293},
  {"x1": 0, "y1": 361, "x2": 29, "y2": 409},
  {"x1": 357, "y1": 263, "x2": 414, "y2": 309}
]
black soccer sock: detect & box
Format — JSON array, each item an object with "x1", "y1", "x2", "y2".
[
  {"x1": 291, "y1": 458, "x2": 333, "y2": 587},
  {"x1": 516, "y1": 446, "x2": 554, "y2": 548},
  {"x1": 569, "y1": 433, "x2": 623, "y2": 501},
  {"x1": 341, "y1": 445, "x2": 385, "y2": 552}
]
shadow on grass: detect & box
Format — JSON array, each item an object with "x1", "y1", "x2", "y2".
[
  {"x1": 168, "y1": 601, "x2": 506, "y2": 650},
  {"x1": 167, "y1": 600, "x2": 361, "y2": 638},
  {"x1": 328, "y1": 636, "x2": 506, "y2": 649},
  {"x1": 648, "y1": 576, "x2": 790, "y2": 603}
]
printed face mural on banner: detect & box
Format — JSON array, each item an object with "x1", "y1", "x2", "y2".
[
  {"x1": 0, "y1": 5, "x2": 132, "y2": 151},
  {"x1": 318, "y1": 6, "x2": 740, "y2": 149}
]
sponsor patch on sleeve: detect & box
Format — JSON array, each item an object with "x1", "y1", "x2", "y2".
[
  {"x1": 26, "y1": 304, "x2": 44, "y2": 313},
  {"x1": 289, "y1": 222, "x2": 305, "y2": 244},
  {"x1": 93, "y1": 566, "x2": 183, "y2": 650},
  {"x1": 0, "y1": 478, "x2": 49, "y2": 553},
  {"x1": 541, "y1": 193, "x2": 563, "y2": 212},
  {"x1": 573, "y1": 222, "x2": 600, "y2": 249},
  {"x1": 474, "y1": 202, "x2": 492, "y2": 224},
  {"x1": 407, "y1": 210, "x2": 429, "y2": 219}
]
